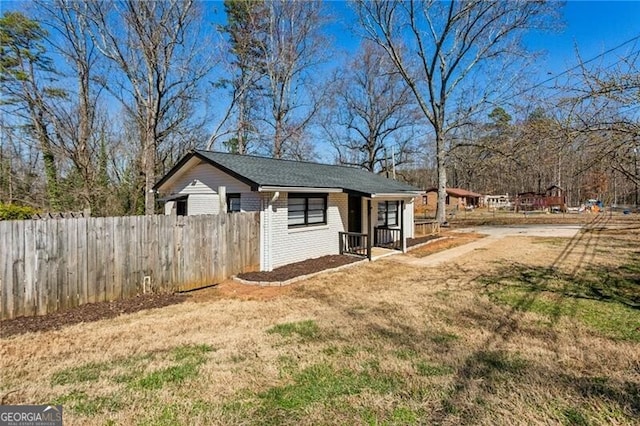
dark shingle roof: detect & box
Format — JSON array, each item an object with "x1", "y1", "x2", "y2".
[{"x1": 156, "y1": 150, "x2": 421, "y2": 196}]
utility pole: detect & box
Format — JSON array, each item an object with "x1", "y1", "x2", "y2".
[
  {"x1": 391, "y1": 145, "x2": 396, "y2": 179},
  {"x1": 634, "y1": 145, "x2": 638, "y2": 207},
  {"x1": 384, "y1": 147, "x2": 389, "y2": 178}
]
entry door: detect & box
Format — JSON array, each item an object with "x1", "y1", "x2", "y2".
[{"x1": 348, "y1": 195, "x2": 362, "y2": 233}]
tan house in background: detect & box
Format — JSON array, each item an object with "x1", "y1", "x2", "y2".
[{"x1": 419, "y1": 187, "x2": 483, "y2": 212}]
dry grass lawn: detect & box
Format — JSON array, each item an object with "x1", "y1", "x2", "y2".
[{"x1": 1, "y1": 215, "x2": 639, "y2": 425}]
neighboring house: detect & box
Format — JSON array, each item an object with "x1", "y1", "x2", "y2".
[
  {"x1": 484, "y1": 194, "x2": 512, "y2": 210},
  {"x1": 154, "y1": 150, "x2": 423, "y2": 271},
  {"x1": 423, "y1": 187, "x2": 483, "y2": 211},
  {"x1": 515, "y1": 185, "x2": 567, "y2": 212}
]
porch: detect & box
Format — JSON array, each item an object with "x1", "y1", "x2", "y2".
[{"x1": 338, "y1": 194, "x2": 409, "y2": 260}]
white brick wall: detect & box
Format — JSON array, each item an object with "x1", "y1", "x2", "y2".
[{"x1": 268, "y1": 193, "x2": 348, "y2": 269}]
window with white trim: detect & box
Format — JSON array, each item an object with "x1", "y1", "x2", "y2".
[
  {"x1": 377, "y1": 201, "x2": 399, "y2": 226},
  {"x1": 288, "y1": 194, "x2": 327, "y2": 227}
]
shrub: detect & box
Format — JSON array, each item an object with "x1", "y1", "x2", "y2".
[{"x1": 0, "y1": 203, "x2": 39, "y2": 220}]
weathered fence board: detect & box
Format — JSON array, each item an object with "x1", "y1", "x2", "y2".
[{"x1": 0, "y1": 213, "x2": 260, "y2": 320}]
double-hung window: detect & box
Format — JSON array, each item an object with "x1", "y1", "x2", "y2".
[
  {"x1": 377, "y1": 201, "x2": 399, "y2": 227},
  {"x1": 288, "y1": 194, "x2": 327, "y2": 228}
]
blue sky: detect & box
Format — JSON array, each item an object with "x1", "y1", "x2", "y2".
[
  {"x1": 4, "y1": 0, "x2": 638, "y2": 94},
  {"x1": 526, "y1": 1, "x2": 640, "y2": 73},
  {"x1": 4, "y1": 0, "x2": 638, "y2": 84},
  {"x1": 2, "y1": 0, "x2": 639, "y2": 161},
  {"x1": 320, "y1": 1, "x2": 640, "y2": 84}
]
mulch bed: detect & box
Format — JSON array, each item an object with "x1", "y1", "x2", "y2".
[
  {"x1": 237, "y1": 254, "x2": 361, "y2": 283},
  {"x1": 407, "y1": 234, "x2": 441, "y2": 248},
  {"x1": 0, "y1": 293, "x2": 187, "y2": 338}
]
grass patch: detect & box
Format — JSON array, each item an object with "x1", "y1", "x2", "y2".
[
  {"x1": 172, "y1": 343, "x2": 212, "y2": 362},
  {"x1": 134, "y1": 363, "x2": 200, "y2": 390},
  {"x1": 562, "y1": 407, "x2": 589, "y2": 426},
  {"x1": 267, "y1": 320, "x2": 320, "y2": 341},
  {"x1": 133, "y1": 344, "x2": 212, "y2": 390},
  {"x1": 430, "y1": 332, "x2": 460, "y2": 345},
  {"x1": 50, "y1": 344, "x2": 213, "y2": 415},
  {"x1": 225, "y1": 362, "x2": 403, "y2": 424},
  {"x1": 390, "y1": 406, "x2": 420, "y2": 424},
  {"x1": 53, "y1": 390, "x2": 122, "y2": 416},
  {"x1": 393, "y1": 348, "x2": 418, "y2": 360},
  {"x1": 415, "y1": 361, "x2": 454, "y2": 377},
  {"x1": 260, "y1": 363, "x2": 400, "y2": 410},
  {"x1": 51, "y1": 362, "x2": 106, "y2": 386},
  {"x1": 482, "y1": 263, "x2": 640, "y2": 342},
  {"x1": 467, "y1": 350, "x2": 528, "y2": 378}
]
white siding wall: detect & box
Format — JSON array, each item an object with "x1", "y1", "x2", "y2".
[
  {"x1": 268, "y1": 192, "x2": 348, "y2": 269},
  {"x1": 188, "y1": 194, "x2": 218, "y2": 215},
  {"x1": 161, "y1": 161, "x2": 256, "y2": 216}
]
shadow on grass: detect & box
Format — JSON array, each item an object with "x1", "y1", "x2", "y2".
[
  {"x1": 568, "y1": 375, "x2": 640, "y2": 418},
  {"x1": 480, "y1": 262, "x2": 639, "y2": 310},
  {"x1": 260, "y1": 215, "x2": 640, "y2": 425}
]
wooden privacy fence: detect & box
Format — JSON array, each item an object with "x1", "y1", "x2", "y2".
[{"x1": 0, "y1": 213, "x2": 260, "y2": 320}]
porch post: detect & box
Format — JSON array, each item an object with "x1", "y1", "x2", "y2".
[
  {"x1": 400, "y1": 199, "x2": 406, "y2": 253},
  {"x1": 367, "y1": 199, "x2": 372, "y2": 260}
]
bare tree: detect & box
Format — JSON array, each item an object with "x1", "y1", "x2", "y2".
[
  {"x1": 355, "y1": 0, "x2": 560, "y2": 223},
  {"x1": 211, "y1": 0, "x2": 269, "y2": 154},
  {"x1": 34, "y1": 0, "x2": 109, "y2": 212},
  {"x1": 253, "y1": 0, "x2": 329, "y2": 159},
  {"x1": 322, "y1": 41, "x2": 420, "y2": 173},
  {"x1": 573, "y1": 50, "x2": 640, "y2": 191},
  {"x1": 85, "y1": 0, "x2": 214, "y2": 214}
]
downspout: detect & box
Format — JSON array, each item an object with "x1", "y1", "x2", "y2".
[
  {"x1": 400, "y1": 199, "x2": 406, "y2": 253},
  {"x1": 265, "y1": 192, "x2": 280, "y2": 271}
]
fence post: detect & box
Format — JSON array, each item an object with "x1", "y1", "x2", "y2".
[{"x1": 367, "y1": 200, "x2": 373, "y2": 260}]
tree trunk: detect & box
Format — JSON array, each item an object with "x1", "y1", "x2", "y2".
[
  {"x1": 273, "y1": 119, "x2": 283, "y2": 159},
  {"x1": 435, "y1": 131, "x2": 447, "y2": 224},
  {"x1": 143, "y1": 128, "x2": 156, "y2": 215},
  {"x1": 34, "y1": 113, "x2": 61, "y2": 211}
]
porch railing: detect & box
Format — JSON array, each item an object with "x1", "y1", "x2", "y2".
[
  {"x1": 414, "y1": 221, "x2": 440, "y2": 236},
  {"x1": 374, "y1": 227, "x2": 401, "y2": 250},
  {"x1": 339, "y1": 232, "x2": 369, "y2": 257}
]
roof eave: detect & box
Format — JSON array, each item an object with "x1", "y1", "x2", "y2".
[
  {"x1": 370, "y1": 191, "x2": 424, "y2": 199},
  {"x1": 258, "y1": 186, "x2": 343, "y2": 193}
]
